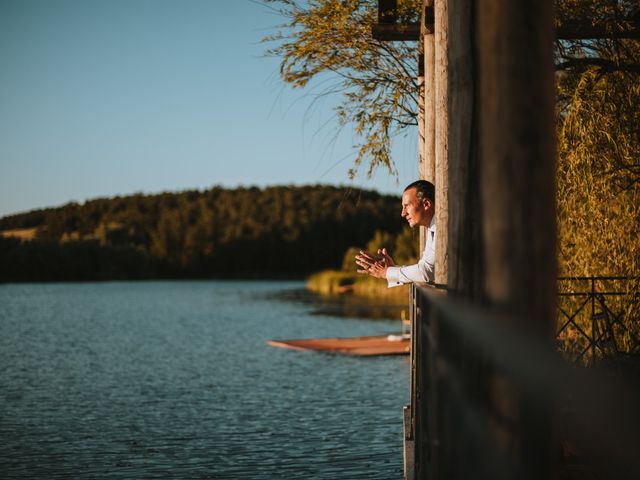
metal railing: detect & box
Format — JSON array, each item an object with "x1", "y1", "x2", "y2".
[
  {"x1": 557, "y1": 276, "x2": 640, "y2": 364},
  {"x1": 405, "y1": 283, "x2": 640, "y2": 480}
]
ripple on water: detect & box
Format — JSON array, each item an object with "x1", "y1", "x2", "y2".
[{"x1": 0, "y1": 281, "x2": 408, "y2": 479}]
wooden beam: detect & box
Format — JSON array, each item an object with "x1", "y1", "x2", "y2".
[
  {"x1": 371, "y1": 10, "x2": 640, "y2": 42},
  {"x1": 372, "y1": 23, "x2": 420, "y2": 41},
  {"x1": 374, "y1": 22, "x2": 640, "y2": 41},
  {"x1": 557, "y1": 20, "x2": 640, "y2": 39}
]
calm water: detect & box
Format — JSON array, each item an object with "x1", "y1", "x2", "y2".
[{"x1": 0, "y1": 281, "x2": 408, "y2": 479}]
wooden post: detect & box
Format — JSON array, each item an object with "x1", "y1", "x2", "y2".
[
  {"x1": 403, "y1": 405, "x2": 415, "y2": 479},
  {"x1": 410, "y1": 0, "x2": 558, "y2": 477},
  {"x1": 477, "y1": 0, "x2": 557, "y2": 336},
  {"x1": 433, "y1": 0, "x2": 448, "y2": 286},
  {"x1": 421, "y1": 1, "x2": 436, "y2": 253},
  {"x1": 476, "y1": 1, "x2": 557, "y2": 479},
  {"x1": 418, "y1": 72, "x2": 428, "y2": 254},
  {"x1": 444, "y1": 0, "x2": 478, "y2": 298},
  {"x1": 422, "y1": 2, "x2": 435, "y2": 185}
]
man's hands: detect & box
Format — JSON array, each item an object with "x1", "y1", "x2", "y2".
[{"x1": 355, "y1": 248, "x2": 395, "y2": 280}]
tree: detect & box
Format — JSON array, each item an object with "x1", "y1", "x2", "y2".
[
  {"x1": 555, "y1": 1, "x2": 640, "y2": 349},
  {"x1": 557, "y1": 68, "x2": 640, "y2": 269},
  {"x1": 555, "y1": 0, "x2": 639, "y2": 277},
  {"x1": 262, "y1": 0, "x2": 421, "y2": 178},
  {"x1": 555, "y1": 0, "x2": 640, "y2": 75}
]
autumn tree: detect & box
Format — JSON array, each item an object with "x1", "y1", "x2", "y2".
[
  {"x1": 554, "y1": 0, "x2": 640, "y2": 352},
  {"x1": 262, "y1": 0, "x2": 421, "y2": 178},
  {"x1": 555, "y1": 0, "x2": 639, "y2": 277}
]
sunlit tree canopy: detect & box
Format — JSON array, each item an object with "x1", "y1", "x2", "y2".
[{"x1": 262, "y1": 0, "x2": 421, "y2": 178}]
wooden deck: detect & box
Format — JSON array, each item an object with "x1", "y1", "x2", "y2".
[{"x1": 267, "y1": 334, "x2": 410, "y2": 356}]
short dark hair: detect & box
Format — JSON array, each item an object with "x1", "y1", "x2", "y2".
[{"x1": 404, "y1": 180, "x2": 435, "y2": 204}]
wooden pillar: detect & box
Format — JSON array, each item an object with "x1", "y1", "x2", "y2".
[
  {"x1": 422, "y1": 2, "x2": 435, "y2": 185},
  {"x1": 444, "y1": 0, "x2": 478, "y2": 298},
  {"x1": 433, "y1": 0, "x2": 448, "y2": 286},
  {"x1": 421, "y1": 1, "x2": 435, "y2": 253},
  {"x1": 476, "y1": 1, "x2": 557, "y2": 479},
  {"x1": 477, "y1": 0, "x2": 557, "y2": 335}
]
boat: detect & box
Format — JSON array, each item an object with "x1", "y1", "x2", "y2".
[{"x1": 267, "y1": 333, "x2": 410, "y2": 356}]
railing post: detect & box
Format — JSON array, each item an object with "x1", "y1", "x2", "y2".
[
  {"x1": 415, "y1": 284, "x2": 429, "y2": 478},
  {"x1": 404, "y1": 284, "x2": 417, "y2": 480},
  {"x1": 412, "y1": 285, "x2": 441, "y2": 480}
]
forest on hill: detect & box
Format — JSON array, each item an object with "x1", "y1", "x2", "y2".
[{"x1": 0, "y1": 185, "x2": 409, "y2": 281}]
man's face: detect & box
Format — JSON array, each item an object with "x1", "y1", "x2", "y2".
[{"x1": 401, "y1": 187, "x2": 431, "y2": 228}]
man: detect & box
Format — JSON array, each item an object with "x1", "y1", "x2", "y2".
[{"x1": 355, "y1": 180, "x2": 436, "y2": 286}]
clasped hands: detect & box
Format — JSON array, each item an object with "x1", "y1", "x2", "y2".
[{"x1": 355, "y1": 248, "x2": 395, "y2": 279}]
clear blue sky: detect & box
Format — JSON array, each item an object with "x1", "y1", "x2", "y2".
[{"x1": 0, "y1": 0, "x2": 418, "y2": 218}]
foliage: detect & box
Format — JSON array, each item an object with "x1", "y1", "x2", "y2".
[
  {"x1": 306, "y1": 269, "x2": 356, "y2": 294},
  {"x1": 391, "y1": 225, "x2": 419, "y2": 264},
  {"x1": 555, "y1": 6, "x2": 640, "y2": 351},
  {"x1": 350, "y1": 273, "x2": 409, "y2": 299},
  {"x1": 262, "y1": 0, "x2": 420, "y2": 178},
  {"x1": 313, "y1": 223, "x2": 418, "y2": 301},
  {"x1": 557, "y1": 68, "x2": 640, "y2": 278},
  {"x1": 306, "y1": 268, "x2": 409, "y2": 300},
  {"x1": 341, "y1": 246, "x2": 362, "y2": 272},
  {"x1": 365, "y1": 230, "x2": 395, "y2": 256},
  {"x1": 0, "y1": 185, "x2": 404, "y2": 281},
  {"x1": 555, "y1": 0, "x2": 640, "y2": 76},
  {"x1": 260, "y1": 0, "x2": 640, "y2": 351}
]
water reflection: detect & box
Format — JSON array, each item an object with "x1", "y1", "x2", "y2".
[
  {"x1": 0, "y1": 281, "x2": 408, "y2": 479},
  {"x1": 268, "y1": 288, "x2": 406, "y2": 320}
]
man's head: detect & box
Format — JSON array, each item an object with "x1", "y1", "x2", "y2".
[{"x1": 401, "y1": 180, "x2": 435, "y2": 228}]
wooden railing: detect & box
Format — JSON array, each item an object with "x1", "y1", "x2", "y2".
[{"x1": 404, "y1": 283, "x2": 640, "y2": 480}]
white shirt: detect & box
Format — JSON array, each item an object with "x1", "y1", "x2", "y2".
[{"x1": 386, "y1": 216, "x2": 436, "y2": 287}]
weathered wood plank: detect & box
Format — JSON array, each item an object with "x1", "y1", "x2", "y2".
[
  {"x1": 445, "y1": 0, "x2": 478, "y2": 298},
  {"x1": 434, "y1": 0, "x2": 448, "y2": 286},
  {"x1": 420, "y1": 1, "x2": 435, "y2": 253}
]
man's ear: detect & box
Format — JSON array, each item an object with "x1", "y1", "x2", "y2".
[{"x1": 422, "y1": 198, "x2": 432, "y2": 211}]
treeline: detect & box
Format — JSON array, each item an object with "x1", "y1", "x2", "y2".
[{"x1": 0, "y1": 185, "x2": 406, "y2": 281}]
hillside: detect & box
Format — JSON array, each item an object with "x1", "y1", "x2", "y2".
[{"x1": 0, "y1": 185, "x2": 404, "y2": 281}]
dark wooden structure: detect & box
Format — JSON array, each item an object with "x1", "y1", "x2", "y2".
[
  {"x1": 372, "y1": 1, "x2": 640, "y2": 479},
  {"x1": 408, "y1": 283, "x2": 640, "y2": 480}
]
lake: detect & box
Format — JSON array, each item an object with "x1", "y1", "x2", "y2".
[{"x1": 0, "y1": 281, "x2": 409, "y2": 479}]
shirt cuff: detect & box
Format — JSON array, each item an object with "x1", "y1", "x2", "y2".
[{"x1": 386, "y1": 266, "x2": 403, "y2": 288}]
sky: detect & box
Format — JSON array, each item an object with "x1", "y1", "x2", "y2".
[{"x1": 0, "y1": 0, "x2": 418, "y2": 218}]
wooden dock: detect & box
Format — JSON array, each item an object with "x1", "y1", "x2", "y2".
[{"x1": 267, "y1": 334, "x2": 410, "y2": 356}]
